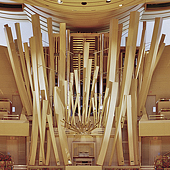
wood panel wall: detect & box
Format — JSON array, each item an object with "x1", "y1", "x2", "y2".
[
  {"x1": 149, "y1": 45, "x2": 170, "y2": 102},
  {"x1": 0, "y1": 46, "x2": 19, "y2": 102}
]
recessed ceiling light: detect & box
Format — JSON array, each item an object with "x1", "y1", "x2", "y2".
[
  {"x1": 81, "y1": 2, "x2": 87, "y2": 5},
  {"x1": 58, "y1": 0, "x2": 63, "y2": 4},
  {"x1": 106, "y1": 0, "x2": 111, "y2": 3},
  {"x1": 119, "y1": 4, "x2": 123, "y2": 7}
]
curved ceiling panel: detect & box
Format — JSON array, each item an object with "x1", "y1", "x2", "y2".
[
  {"x1": 142, "y1": 9, "x2": 170, "y2": 21},
  {"x1": 10, "y1": 0, "x2": 148, "y2": 33},
  {"x1": 0, "y1": 9, "x2": 27, "y2": 21},
  {"x1": 1, "y1": 0, "x2": 170, "y2": 34},
  {"x1": 24, "y1": 3, "x2": 144, "y2": 33}
]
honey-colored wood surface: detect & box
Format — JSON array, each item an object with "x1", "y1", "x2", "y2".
[
  {"x1": 135, "y1": 21, "x2": 146, "y2": 79},
  {"x1": 0, "y1": 120, "x2": 29, "y2": 136},
  {"x1": 59, "y1": 23, "x2": 66, "y2": 105},
  {"x1": 4, "y1": 9, "x2": 170, "y2": 168},
  {"x1": 107, "y1": 18, "x2": 118, "y2": 83},
  {"x1": 83, "y1": 42, "x2": 90, "y2": 123},
  {"x1": 30, "y1": 36, "x2": 45, "y2": 164},
  {"x1": 130, "y1": 79, "x2": 139, "y2": 165},
  {"x1": 32, "y1": 14, "x2": 49, "y2": 100},
  {"x1": 126, "y1": 95, "x2": 135, "y2": 165},
  {"x1": 115, "y1": 107, "x2": 124, "y2": 165},
  {"x1": 4, "y1": 25, "x2": 32, "y2": 116},
  {"x1": 39, "y1": 100, "x2": 48, "y2": 165},
  {"x1": 85, "y1": 59, "x2": 92, "y2": 123},
  {"x1": 54, "y1": 87, "x2": 72, "y2": 165},
  {"x1": 46, "y1": 104, "x2": 60, "y2": 165},
  {"x1": 109, "y1": 11, "x2": 140, "y2": 165},
  {"x1": 138, "y1": 17, "x2": 163, "y2": 115},
  {"x1": 96, "y1": 82, "x2": 118, "y2": 165},
  {"x1": 24, "y1": 42, "x2": 34, "y2": 93},
  {"x1": 47, "y1": 18, "x2": 55, "y2": 107},
  {"x1": 45, "y1": 130, "x2": 51, "y2": 165},
  {"x1": 15, "y1": 23, "x2": 32, "y2": 108},
  {"x1": 99, "y1": 34, "x2": 104, "y2": 104},
  {"x1": 29, "y1": 92, "x2": 38, "y2": 165}
]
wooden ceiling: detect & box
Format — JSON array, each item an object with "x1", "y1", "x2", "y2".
[{"x1": 2, "y1": 0, "x2": 170, "y2": 32}]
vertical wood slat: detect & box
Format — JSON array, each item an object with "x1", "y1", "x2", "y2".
[
  {"x1": 109, "y1": 11, "x2": 140, "y2": 165},
  {"x1": 116, "y1": 24, "x2": 123, "y2": 104},
  {"x1": 135, "y1": 21, "x2": 146, "y2": 79},
  {"x1": 4, "y1": 25, "x2": 32, "y2": 116},
  {"x1": 59, "y1": 23, "x2": 66, "y2": 105},
  {"x1": 67, "y1": 30, "x2": 71, "y2": 123},
  {"x1": 24, "y1": 43, "x2": 34, "y2": 93},
  {"x1": 83, "y1": 42, "x2": 90, "y2": 123},
  {"x1": 15, "y1": 23, "x2": 32, "y2": 108},
  {"x1": 30, "y1": 36, "x2": 45, "y2": 164},
  {"x1": 74, "y1": 70, "x2": 81, "y2": 121},
  {"x1": 100, "y1": 18, "x2": 119, "y2": 128},
  {"x1": 154, "y1": 35, "x2": 165, "y2": 70},
  {"x1": 94, "y1": 51, "x2": 97, "y2": 93},
  {"x1": 69, "y1": 73, "x2": 74, "y2": 120},
  {"x1": 47, "y1": 18, "x2": 55, "y2": 107},
  {"x1": 54, "y1": 87, "x2": 72, "y2": 165},
  {"x1": 64, "y1": 80, "x2": 68, "y2": 123},
  {"x1": 115, "y1": 23, "x2": 124, "y2": 166},
  {"x1": 109, "y1": 96, "x2": 126, "y2": 166},
  {"x1": 29, "y1": 92, "x2": 38, "y2": 165},
  {"x1": 67, "y1": 30, "x2": 70, "y2": 96},
  {"x1": 39, "y1": 99, "x2": 48, "y2": 165},
  {"x1": 45, "y1": 130, "x2": 51, "y2": 165},
  {"x1": 78, "y1": 53, "x2": 81, "y2": 95},
  {"x1": 108, "y1": 18, "x2": 119, "y2": 83},
  {"x1": 87, "y1": 66, "x2": 99, "y2": 123},
  {"x1": 99, "y1": 87, "x2": 109, "y2": 127},
  {"x1": 126, "y1": 95, "x2": 135, "y2": 165},
  {"x1": 138, "y1": 18, "x2": 163, "y2": 115},
  {"x1": 119, "y1": 11, "x2": 140, "y2": 120},
  {"x1": 85, "y1": 59, "x2": 92, "y2": 123},
  {"x1": 32, "y1": 16, "x2": 57, "y2": 166},
  {"x1": 130, "y1": 79, "x2": 139, "y2": 165},
  {"x1": 92, "y1": 97, "x2": 95, "y2": 124},
  {"x1": 31, "y1": 14, "x2": 49, "y2": 100},
  {"x1": 138, "y1": 51, "x2": 145, "y2": 95},
  {"x1": 46, "y1": 105, "x2": 60, "y2": 165},
  {"x1": 98, "y1": 93, "x2": 101, "y2": 127},
  {"x1": 115, "y1": 107, "x2": 124, "y2": 165},
  {"x1": 54, "y1": 33, "x2": 59, "y2": 73},
  {"x1": 99, "y1": 34, "x2": 104, "y2": 104},
  {"x1": 106, "y1": 18, "x2": 118, "y2": 87},
  {"x1": 94, "y1": 92, "x2": 98, "y2": 123},
  {"x1": 96, "y1": 82, "x2": 118, "y2": 165}
]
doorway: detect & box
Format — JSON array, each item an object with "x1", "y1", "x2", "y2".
[
  {"x1": 145, "y1": 95, "x2": 156, "y2": 116},
  {"x1": 12, "y1": 95, "x2": 22, "y2": 115}
]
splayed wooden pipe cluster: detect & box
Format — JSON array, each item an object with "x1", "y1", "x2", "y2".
[
  {"x1": 62, "y1": 118, "x2": 100, "y2": 134},
  {"x1": 3, "y1": 10, "x2": 165, "y2": 167}
]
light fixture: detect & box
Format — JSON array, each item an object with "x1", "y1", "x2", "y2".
[
  {"x1": 58, "y1": 0, "x2": 63, "y2": 4},
  {"x1": 119, "y1": 4, "x2": 123, "y2": 7},
  {"x1": 106, "y1": 0, "x2": 111, "y2": 3}
]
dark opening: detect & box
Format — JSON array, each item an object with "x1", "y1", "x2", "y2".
[
  {"x1": 146, "y1": 2, "x2": 170, "y2": 9},
  {"x1": 0, "y1": 3, "x2": 23, "y2": 11},
  {"x1": 81, "y1": 2, "x2": 87, "y2": 5}
]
